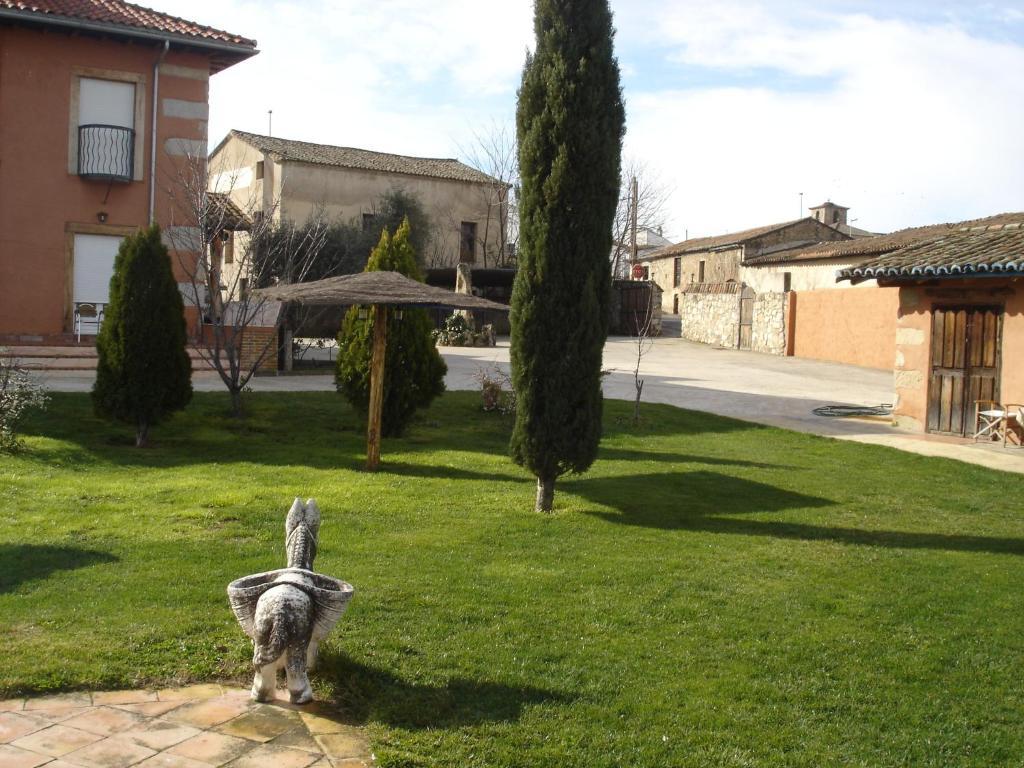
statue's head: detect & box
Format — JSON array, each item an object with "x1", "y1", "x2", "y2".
[{"x1": 285, "y1": 497, "x2": 321, "y2": 570}]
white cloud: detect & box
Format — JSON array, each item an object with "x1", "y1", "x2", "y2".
[
  {"x1": 159, "y1": 0, "x2": 1024, "y2": 239},
  {"x1": 629, "y1": 4, "x2": 1024, "y2": 237}
]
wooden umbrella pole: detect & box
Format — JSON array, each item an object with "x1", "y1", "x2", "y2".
[{"x1": 366, "y1": 304, "x2": 388, "y2": 471}]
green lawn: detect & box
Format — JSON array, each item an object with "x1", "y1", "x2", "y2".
[{"x1": 2, "y1": 392, "x2": 1023, "y2": 767}]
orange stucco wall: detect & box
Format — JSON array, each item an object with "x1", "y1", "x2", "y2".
[
  {"x1": 893, "y1": 279, "x2": 1024, "y2": 432},
  {"x1": 0, "y1": 24, "x2": 211, "y2": 339},
  {"x1": 791, "y1": 287, "x2": 900, "y2": 370}
]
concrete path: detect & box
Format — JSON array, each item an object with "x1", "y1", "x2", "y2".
[
  {"x1": 34, "y1": 338, "x2": 1024, "y2": 474},
  {"x1": 0, "y1": 684, "x2": 370, "y2": 767}
]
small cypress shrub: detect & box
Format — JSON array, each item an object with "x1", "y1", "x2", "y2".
[
  {"x1": 92, "y1": 225, "x2": 192, "y2": 447},
  {"x1": 335, "y1": 218, "x2": 446, "y2": 437}
]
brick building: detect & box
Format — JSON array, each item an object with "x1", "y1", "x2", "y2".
[{"x1": 0, "y1": 0, "x2": 257, "y2": 344}]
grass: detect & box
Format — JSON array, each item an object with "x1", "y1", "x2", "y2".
[{"x1": 2, "y1": 391, "x2": 1023, "y2": 767}]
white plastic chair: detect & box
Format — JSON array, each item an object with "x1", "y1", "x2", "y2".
[{"x1": 74, "y1": 302, "x2": 103, "y2": 341}]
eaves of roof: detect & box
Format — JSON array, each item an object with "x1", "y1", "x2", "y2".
[
  {"x1": 0, "y1": 1, "x2": 257, "y2": 72},
  {"x1": 644, "y1": 218, "x2": 846, "y2": 261},
  {"x1": 837, "y1": 222, "x2": 1024, "y2": 284},
  {"x1": 220, "y1": 130, "x2": 503, "y2": 187}
]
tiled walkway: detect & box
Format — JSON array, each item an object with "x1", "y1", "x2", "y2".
[{"x1": 0, "y1": 685, "x2": 371, "y2": 767}]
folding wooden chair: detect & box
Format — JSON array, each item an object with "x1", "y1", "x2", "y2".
[
  {"x1": 973, "y1": 400, "x2": 1007, "y2": 442},
  {"x1": 1004, "y1": 404, "x2": 1024, "y2": 448}
]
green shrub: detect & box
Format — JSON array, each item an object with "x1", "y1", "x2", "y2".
[
  {"x1": 92, "y1": 225, "x2": 192, "y2": 447},
  {"x1": 335, "y1": 219, "x2": 446, "y2": 437},
  {"x1": 0, "y1": 351, "x2": 48, "y2": 451}
]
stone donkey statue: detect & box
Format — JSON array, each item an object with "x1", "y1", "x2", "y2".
[{"x1": 228, "y1": 499, "x2": 354, "y2": 704}]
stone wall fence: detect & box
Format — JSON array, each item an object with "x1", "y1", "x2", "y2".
[
  {"x1": 751, "y1": 291, "x2": 787, "y2": 355},
  {"x1": 678, "y1": 283, "x2": 742, "y2": 348}
]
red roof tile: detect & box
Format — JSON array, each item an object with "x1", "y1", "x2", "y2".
[{"x1": 0, "y1": 0, "x2": 256, "y2": 48}]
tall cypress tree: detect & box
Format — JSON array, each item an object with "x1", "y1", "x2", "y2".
[
  {"x1": 92, "y1": 225, "x2": 193, "y2": 447},
  {"x1": 511, "y1": 0, "x2": 625, "y2": 511}
]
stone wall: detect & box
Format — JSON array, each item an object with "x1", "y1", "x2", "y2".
[
  {"x1": 679, "y1": 291, "x2": 740, "y2": 348},
  {"x1": 751, "y1": 292, "x2": 787, "y2": 355}
]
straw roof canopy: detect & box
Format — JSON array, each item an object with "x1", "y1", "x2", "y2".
[{"x1": 254, "y1": 270, "x2": 510, "y2": 311}]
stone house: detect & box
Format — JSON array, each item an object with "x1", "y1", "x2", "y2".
[
  {"x1": 641, "y1": 216, "x2": 848, "y2": 317},
  {"x1": 0, "y1": 0, "x2": 257, "y2": 343},
  {"x1": 208, "y1": 130, "x2": 508, "y2": 279},
  {"x1": 837, "y1": 217, "x2": 1024, "y2": 436}
]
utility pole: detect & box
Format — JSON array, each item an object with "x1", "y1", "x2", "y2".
[
  {"x1": 798, "y1": 191, "x2": 804, "y2": 219},
  {"x1": 268, "y1": 110, "x2": 273, "y2": 137},
  {"x1": 629, "y1": 176, "x2": 638, "y2": 273}
]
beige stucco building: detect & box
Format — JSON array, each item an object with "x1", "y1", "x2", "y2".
[{"x1": 208, "y1": 130, "x2": 507, "y2": 269}]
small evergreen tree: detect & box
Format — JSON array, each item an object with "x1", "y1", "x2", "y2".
[
  {"x1": 93, "y1": 225, "x2": 192, "y2": 447},
  {"x1": 510, "y1": 0, "x2": 625, "y2": 511},
  {"x1": 335, "y1": 218, "x2": 446, "y2": 436}
]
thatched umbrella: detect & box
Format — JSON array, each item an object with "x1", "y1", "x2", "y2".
[{"x1": 256, "y1": 271, "x2": 509, "y2": 470}]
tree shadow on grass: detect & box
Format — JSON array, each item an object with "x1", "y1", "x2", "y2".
[
  {"x1": 572, "y1": 471, "x2": 1024, "y2": 556},
  {"x1": 315, "y1": 649, "x2": 570, "y2": 729},
  {"x1": 597, "y1": 447, "x2": 787, "y2": 469},
  {"x1": 18, "y1": 392, "x2": 760, "y2": 472},
  {"x1": 0, "y1": 544, "x2": 119, "y2": 594}
]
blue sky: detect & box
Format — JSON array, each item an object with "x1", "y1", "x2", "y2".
[{"x1": 162, "y1": 0, "x2": 1024, "y2": 240}]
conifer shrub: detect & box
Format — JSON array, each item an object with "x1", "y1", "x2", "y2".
[
  {"x1": 335, "y1": 218, "x2": 446, "y2": 437},
  {"x1": 92, "y1": 225, "x2": 192, "y2": 447}
]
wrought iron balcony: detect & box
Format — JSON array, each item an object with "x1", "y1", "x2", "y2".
[{"x1": 78, "y1": 124, "x2": 135, "y2": 182}]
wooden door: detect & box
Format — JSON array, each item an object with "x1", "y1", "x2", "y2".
[
  {"x1": 738, "y1": 286, "x2": 755, "y2": 350},
  {"x1": 620, "y1": 283, "x2": 653, "y2": 336},
  {"x1": 927, "y1": 306, "x2": 1002, "y2": 435}
]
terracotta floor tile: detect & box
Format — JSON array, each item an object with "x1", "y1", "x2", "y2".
[
  {"x1": 111, "y1": 701, "x2": 184, "y2": 718},
  {"x1": 313, "y1": 732, "x2": 369, "y2": 761},
  {"x1": 90, "y1": 690, "x2": 157, "y2": 706},
  {"x1": 265, "y1": 727, "x2": 321, "y2": 753},
  {"x1": 133, "y1": 754, "x2": 211, "y2": 768},
  {"x1": 216, "y1": 710, "x2": 296, "y2": 743},
  {"x1": 10, "y1": 724, "x2": 103, "y2": 757},
  {"x1": 62, "y1": 706, "x2": 146, "y2": 737},
  {"x1": 0, "y1": 743, "x2": 53, "y2": 768},
  {"x1": 121, "y1": 720, "x2": 200, "y2": 751},
  {"x1": 21, "y1": 707, "x2": 93, "y2": 724},
  {"x1": 163, "y1": 696, "x2": 251, "y2": 729},
  {"x1": 61, "y1": 735, "x2": 156, "y2": 768},
  {"x1": 10, "y1": 724, "x2": 105, "y2": 761},
  {"x1": 156, "y1": 685, "x2": 222, "y2": 702},
  {"x1": 226, "y1": 744, "x2": 320, "y2": 768},
  {"x1": 0, "y1": 700, "x2": 25, "y2": 713},
  {"x1": 23, "y1": 693, "x2": 91, "y2": 711},
  {"x1": 166, "y1": 730, "x2": 253, "y2": 765},
  {"x1": 0, "y1": 712, "x2": 51, "y2": 743},
  {"x1": 296, "y1": 711, "x2": 348, "y2": 736}
]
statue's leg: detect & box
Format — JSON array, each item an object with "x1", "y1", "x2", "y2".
[
  {"x1": 251, "y1": 661, "x2": 277, "y2": 702},
  {"x1": 285, "y1": 645, "x2": 313, "y2": 704},
  {"x1": 306, "y1": 639, "x2": 320, "y2": 671}
]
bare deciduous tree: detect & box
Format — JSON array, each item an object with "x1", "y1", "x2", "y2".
[
  {"x1": 611, "y1": 158, "x2": 673, "y2": 279},
  {"x1": 631, "y1": 286, "x2": 657, "y2": 426},
  {"x1": 459, "y1": 120, "x2": 519, "y2": 268},
  {"x1": 166, "y1": 155, "x2": 329, "y2": 416}
]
